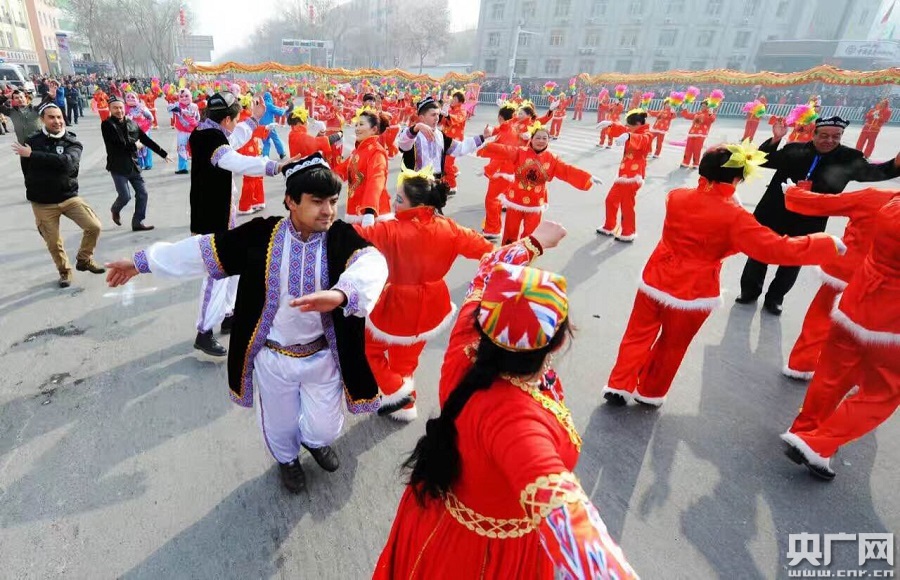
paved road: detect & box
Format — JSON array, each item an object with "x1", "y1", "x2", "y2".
[{"x1": 0, "y1": 107, "x2": 897, "y2": 579}]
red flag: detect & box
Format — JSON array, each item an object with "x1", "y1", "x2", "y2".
[{"x1": 882, "y1": 0, "x2": 895, "y2": 24}]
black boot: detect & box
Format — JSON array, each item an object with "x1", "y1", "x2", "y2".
[
  {"x1": 734, "y1": 294, "x2": 758, "y2": 305},
  {"x1": 603, "y1": 392, "x2": 627, "y2": 406},
  {"x1": 302, "y1": 444, "x2": 339, "y2": 472},
  {"x1": 279, "y1": 458, "x2": 307, "y2": 493},
  {"x1": 220, "y1": 315, "x2": 234, "y2": 335},
  {"x1": 784, "y1": 443, "x2": 835, "y2": 481},
  {"x1": 194, "y1": 330, "x2": 227, "y2": 356},
  {"x1": 377, "y1": 394, "x2": 414, "y2": 417},
  {"x1": 763, "y1": 300, "x2": 783, "y2": 316}
]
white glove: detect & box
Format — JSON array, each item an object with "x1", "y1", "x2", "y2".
[
  {"x1": 831, "y1": 236, "x2": 847, "y2": 256},
  {"x1": 614, "y1": 133, "x2": 630, "y2": 145},
  {"x1": 549, "y1": 99, "x2": 560, "y2": 111},
  {"x1": 361, "y1": 213, "x2": 376, "y2": 228},
  {"x1": 591, "y1": 175, "x2": 604, "y2": 185},
  {"x1": 496, "y1": 173, "x2": 515, "y2": 183},
  {"x1": 520, "y1": 132, "x2": 531, "y2": 141},
  {"x1": 596, "y1": 120, "x2": 613, "y2": 130},
  {"x1": 781, "y1": 178, "x2": 796, "y2": 194}
]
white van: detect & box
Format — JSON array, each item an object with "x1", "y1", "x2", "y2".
[{"x1": 0, "y1": 63, "x2": 36, "y2": 93}]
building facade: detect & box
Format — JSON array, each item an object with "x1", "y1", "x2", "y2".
[
  {"x1": 24, "y1": 0, "x2": 60, "y2": 74},
  {"x1": 0, "y1": 0, "x2": 39, "y2": 74}
]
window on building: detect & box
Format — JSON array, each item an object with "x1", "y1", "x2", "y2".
[
  {"x1": 580, "y1": 59, "x2": 595, "y2": 73},
  {"x1": 521, "y1": 1, "x2": 536, "y2": 18},
  {"x1": 734, "y1": 30, "x2": 750, "y2": 48},
  {"x1": 590, "y1": 0, "x2": 607, "y2": 17},
  {"x1": 584, "y1": 30, "x2": 600, "y2": 47},
  {"x1": 549, "y1": 29, "x2": 565, "y2": 46},
  {"x1": 554, "y1": 0, "x2": 570, "y2": 17},
  {"x1": 615, "y1": 59, "x2": 632, "y2": 73},
  {"x1": 518, "y1": 33, "x2": 531, "y2": 47},
  {"x1": 706, "y1": 0, "x2": 722, "y2": 16},
  {"x1": 775, "y1": 0, "x2": 788, "y2": 17},
  {"x1": 652, "y1": 60, "x2": 669, "y2": 72},
  {"x1": 658, "y1": 29, "x2": 677, "y2": 47},
  {"x1": 668, "y1": 0, "x2": 685, "y2": 14},
  {"x1": 544, "y1": 58, "x2": 561, "y2": 74},
  {"x1": 726, "y1": 56, "x2": 743, "y2": 70},
  {"x1": 628, "y1": 0, "x2": 644, "y2": 15},
  {"x1": 698, "y1": 30, "x2": 714, "y2": 47},
  {"x1": 484, "y1": 59, "x2": 497, "y2": 73},
  {"x1": 515, "y1": 58, "x2": 528, "y2": 75},
  {"x1": 488, "y1": 32, "x2": 501, "y2": 47},
  {"x1": 743, "y1": 0, "x2": 758, "y2": 18},
  {"x1": 490, "y1": 3, "x2": 504, "y2": 19},
  {"x1": 689, "y1": 60, "x2": 706, "y2": 70},
  {"x1": 620, "y1": 29, "x2": 638, "y2": 47}
]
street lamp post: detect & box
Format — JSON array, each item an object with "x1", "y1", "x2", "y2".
[{"x1": 508, "y1": 21, "x2": 540, "y2": 88}]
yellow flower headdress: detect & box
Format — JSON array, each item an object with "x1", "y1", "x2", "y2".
[
  {"x1": 397, "y1": 164, "x2": 435, "y2": 188},
  {"x1": 625, "y1": 107, "x2": 646, "y2": 117},
  {"x1": 238, "y1": 94, "x2": 253, "y2": 109},
  {"x1": 291, "y1": 106, "x2": 309, "y2": 124},
  {"x1": 527, "y1": 120, "x2": 546, "y2": 136},
  {"x1": 352, "y1": 105, "x2": 377, "y2": 124},
  {"x1": 499, "y1": 100, "x2": 518, "y2": 113},
  {"x1": 722, "y1": 139, "x2": 768, "y2": 180}
]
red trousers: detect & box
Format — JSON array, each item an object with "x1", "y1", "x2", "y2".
[
  {"x1": 444, "y1": 156, "x2": 459, "y2": 189},
  {"x1": 150, "y1": 109, "x2": 159, "y2": 129},
  {"x1": 789, "y1": 324, "x2": 900, "y2": 458},
  {"x1": 238, "y1": 176, "x2": 265, "y2": 211},
  {"x1": 742, "y1": 119, "x2": 760, "y2": 142},
  {"x1": 483, "y1": 177, "x2": 507, "y2": 236},
  {"x1": 502, "y1": 208, "x2": 542, "y2": 245},
  {"x1": 573, "y1": 107, "x2": 583, "y2": 121},
  {"x1": 599, "y1": 127, "x2": 613, "y2": 146},
  {"x1": 787, "y1": 283, "x2": 841, "y2": 375},
  {"x1": 682, "y1": 136, "x2": 706, "y2": 167},
  {"x1": 650, "y1": 132, "x2": 666, "y2": 156},
  {"x1": 602, "y1": 181, "x2": 641, "y2": 237},
  {"x1": 365, "y1": 334, "x2": 427, "y2": 408},
  {"x1": 170, "y1": 113, "x2": 176, "y2": 127},
  {"x1": 607, "y1": 291, "x2": 711, "y2": 400},
  {"x1": 855, "y1": 130, "x2": 880, "y2": 158},
  {"x1": 550, "y1": 117, "x2": 563, "y2": 137}
]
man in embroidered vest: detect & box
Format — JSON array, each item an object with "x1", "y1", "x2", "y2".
[{"x1": 105, "y1": 153, "x2": 389, "y2": 493}]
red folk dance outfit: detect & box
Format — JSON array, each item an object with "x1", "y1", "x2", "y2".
[
  {"x1": 596, "y1": 94, "x2": 610, "y2": 124},
  {"x1": 782, "y1": 196, "x2": 900, "y2": 476},
  {"x1": 788, "y1": 122, "x2": 814, "y2": 144},
  {"x1": 375, "y1": 241, "x2": 637, "y2": 579},
  {"x1": 647, "y1": 105, "x2": 676, "y2": 158},
  {"x1": 359, "y1": 206, "x2": 493, "y2": 420},
  {"x1": 855, "y1": 102, "x2": 892, "y2": 159},
  {"x1": 782, "y1": 186, "x2": 897, "y2": 379},
  {"x1": 478, "y1": 143, "x2": 593, "y2": 244},
  {"x1": 603, "y1": 178, "x2": 840, "y2": 406},
  {"x1": 236, "y1": 125, "x2": 269, "y2": 213},
  {"x1": 482, "y1": 118, "x2": 520, "y2": 237},
  {"x1": 573, "y1": 91, "x2": 586, "y2": 121},
  {"x1": 441, "y1": 102, "x2": 468, "y2": 190},
  {"x1": 598, "y1": 124, "x2": 653, "y2": 241},
  {"x1": 549, "y1": 95, "x2": 570, "y2": 138},
  {"x1": 599, "y1": 102, "x2": 624, "y2": 147},
  {"x1": 741, "y1": 97, "x2": 766, "y2": 142},
  {"x1": 332, "y1": 135, "x2": 392, "y2": 223},
  {"x1": 288, "y1": 124, "x2": 332, "y2": 159},
  {"x1": 680, "y1": 107, "x2": 716, "y2": 169}
]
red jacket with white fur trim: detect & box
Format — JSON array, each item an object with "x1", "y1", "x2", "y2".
[
  {"x1": 639, "y1": 179, "x2": 841, "y2": 310},
  {"x1": 606, "y1": 123, "x2": 653, "y2": 185}
]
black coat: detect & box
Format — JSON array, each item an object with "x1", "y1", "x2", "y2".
[
  {"x1": 754, "y1": 139, "x2": 900, "y2": 236},
  {"x1": 100, "y1": 116, "x2": 167, "y2": 175},
  {"x1": 21, "y1": 130, "x2": 83, "y2": 204},
  {"x1": 188, "y1": 127, "x2": 233, "y2": 234}
]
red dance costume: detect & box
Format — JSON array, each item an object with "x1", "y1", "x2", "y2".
[
  {"x1": 573, "y1": 91, "x2": 586, "y2": 121},
  {"x1": 783, "y1": 195, "x2": 900, "y2": 474},
  {"x1": 441, "y1": 102, "x2": 468, "y2": 190},
  {"x1": 599, "y1": 102, "x2": 624, "y2": 147},
  {"x1": 788, "y1": 122, "x2": 814, "y2": 143},
  {"x1": 478, "y1": 142, "x2": 593, "y2": 244},
  {"x1": 647, "y1": 105, "x2": 676, "y2": 157},
  {"x1": 359, "y1": 206, "x2": 493, "y2": 420},
  {"x1": 482, "y1": 118, "x2": 520, "y2": 237},
  {"x1": 236, "y1": 125, "x2": 269, "y2": 213},
  {"x1": 596, "y1": 94, "x2": 610, "y2": 124},
  {"x1": 603, "y1": 178, "x2": 840, "y2": 406},
  {"x1": 783, "y1": 186, "x2": 897, "y2": 378},
  {"x1": 332, "y1": 135, "x2": 392, "y2": 223},
  {"x1": 679, "y1": 108, "x2": 716, "y2": 168},
  {"x1": 598, "y1": 124, "x2": 653, "y2": 240},
  {"x1": 855, "y1": 102, "x2": 892, "y2": 159},
  {"x1": 288, "y1": 124, "x2": 332, "y2": 159},
  {"x1": 375, "y1": 240, "x2": 637, "y2": 579},
  {"x1": 549, "y1": 95, "x2": 570, "y2": 138}
]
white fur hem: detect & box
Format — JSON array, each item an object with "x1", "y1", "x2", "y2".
[
  {"x1": 782, "y1": 366, "x2": 814, "y2": 381},
  {"x1": 638, "y1": 281, "x2": 723, "y2": 311},
  {"x1": 633, "y1": 393, "x2": 666, "y2": 406},
  {"x1": 831, "y1": 309, "x2": 900, "y2": 347},
  {"x1": 615, "y1": 233, "x2": 637, "y2": 242},
  {"x1": 366, "y1": 303, "x2": 458, "y2": 345},
  {"x1": 781, "y1": 432, "x2": 831, "y2": 468},
  {"x1": 388, "y1": 405, "x2": 418, "y2": 422},
  {"x1": 601, "y1": 385, "x2": 634, "y2": 403},
  {"x1": 814, "y1": 266, "x2": 848, "y2": 291},
  {"x1": 614, "y1": 175, "x2": 644, "y2": 185},
  {"x1": 500, "y1": 196, "x2": 547, "y2": 214},
  {"x1": 687, "y1": 133, "x2": 707, "y2": 138},
  {"x1": 344, "y1": 212, "x2": 396, "y2": 224},
  {"x1": 381, "y1": 378, "x2": 415, "y2": 407}
]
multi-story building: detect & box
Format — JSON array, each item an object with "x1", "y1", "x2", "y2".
[
  {"x1": 24, "y1": 0, "x2": 60, "y2": 74},
  {"x1": 0, "y1": 0, "x2": 39, "y2": 74},
  {"x1": 474, "y1": 0, "x2": 886, "y2": 79}
]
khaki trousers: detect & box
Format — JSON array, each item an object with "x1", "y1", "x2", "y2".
[{"x1": 31, "y1": 197, "x2": 102, "y2": 274}]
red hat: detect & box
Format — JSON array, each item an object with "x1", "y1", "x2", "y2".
[{"x1": 477, "y1": 263, "x2": 568, "y2": 351}]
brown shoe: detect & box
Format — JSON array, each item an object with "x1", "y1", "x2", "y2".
[
  {"x1": 76, "y1": 260, "x2": 106, "y2": 274},
  {"x1": 111, "y1": 209, "x2": 121, "y2": 226},
  {"x1": 132, "y1": 223, "x2": 155, "y2": 231},
  {"x1": 58, "y1": 270, "x2": 73, "y2": 288}
]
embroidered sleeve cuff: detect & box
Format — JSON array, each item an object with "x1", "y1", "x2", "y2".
[
  {"x1": 406, "y1": 126, "x2": 416, "y2": 138},
  {"x1": 245, "y1": 117, "x2": 259, "y2": 131},
  {"x1": 475, "y1": 135, "x2": 485, "y2": 146},
  {"x1": 198, "y1": 235, "x2": 228, "y2": 279},
  {"x1": 210, "y1": 144, "x2": 231, "y2": 167},
  {"x1": 265, "y1": 159, "x2": 278, "y2": 176},
  {"x1": 523, "y1": 236, "x2": 543, "y2": 258},
  {"x1": 332, "y1": 279, "x2": 360, "y2": 316},
  {"x1": 520, "y1": 472, "x2": 588, "y2": 524},
  {"x1": 133, "y1": 250, "x2": 151, "y2": 274}
]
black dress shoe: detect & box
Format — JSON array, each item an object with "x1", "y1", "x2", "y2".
[
  {"x1": 220, "y1": 315, "x2": 234, "y2": 335},
  {"x1": 302, "y1": 444, "x2": 339, "y2": 472},
  {"x1": 763, "y1": 301, "x2": 783, "y2": 316},
  {"x1": 279, "y1": 458, "x2": 307, "y2": 493},
  {"x1": 111, "y1": 209, "x2": 122, "y2": 226},
  {"x1": 194, "y1": 330, "x2": 227, "y2": 356},
  {"x1": 132, "y1": 223, "x2": 155, "y2": 231},
  {"x1": 377, "y1": 394, "x2": 414, "y2": 416},
  {"x1": 603, "y1": 392, "x2": 627, "y2": 406},
  {"x1": 784, "y1": 443, "x2": 835, "y2": 481},
  {"x1": 175, "y1": 169, "x2": 189, "y2": 175},
  {"x1": 734, "y1": 294, "x2": 758, "y2": 305}
]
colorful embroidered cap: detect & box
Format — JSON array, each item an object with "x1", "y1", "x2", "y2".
[
  {"x1": 478, "y1": 263, "x2": 569, "y2": 352},
  {"x1": 816, "y1": 116, "x2": 849, "y2": 129}
]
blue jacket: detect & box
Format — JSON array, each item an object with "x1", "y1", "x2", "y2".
[
  {"x1": 259, "y1": 92, "x2": 286, "y2": 126},
  {"x1": 54, "y1": 87, "x2": 66, "y2": 108}
]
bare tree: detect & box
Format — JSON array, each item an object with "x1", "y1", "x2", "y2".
[{"x1": 395, "y1": 0, "x2": 450, "y2": 73}]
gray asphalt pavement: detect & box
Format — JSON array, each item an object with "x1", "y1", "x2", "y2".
[{"x1": 0, "y1": 106, "x2": 897, "y2": 579}]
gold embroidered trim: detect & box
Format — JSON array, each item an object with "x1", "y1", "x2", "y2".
[
  {"x1": 519, "y1": 472, "x2": 588, "y2": 524},
  {"x1": 505, "y1": 376, "x2": 583, "y2": 451},
  {"x1": 521, "y1": 236, "x2": 542, "y2": 259},
  {"x1": 445, "y1": 491, "x2": 534, "y2": 539}
]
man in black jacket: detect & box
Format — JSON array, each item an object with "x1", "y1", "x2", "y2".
[
  {"x1": 737, "y1": 116, "x2": 900, "y2": 315},
  {"x1": 12, "y1": 103, "x2": 104, "y2": 288},
  {"x1": 101, "y1": 96, "x2": 170, "y2": 231}
]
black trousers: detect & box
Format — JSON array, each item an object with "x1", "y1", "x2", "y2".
[{"x1": 739, "y1": 257, "x2": 800, "y2": 306}]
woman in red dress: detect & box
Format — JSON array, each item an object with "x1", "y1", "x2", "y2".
[
  {"x1": 332, "y1": 110, "x2": 393, "y2": 225},
  {"x1": 287, "y1": 107, "x2": 340, "y2": 159},
  {"x1": 359, "y1": 169, "x2": 494, "y2": 421},
  {"x1": 374, "y1": 221, "x2": 637, "y2": 579}
]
